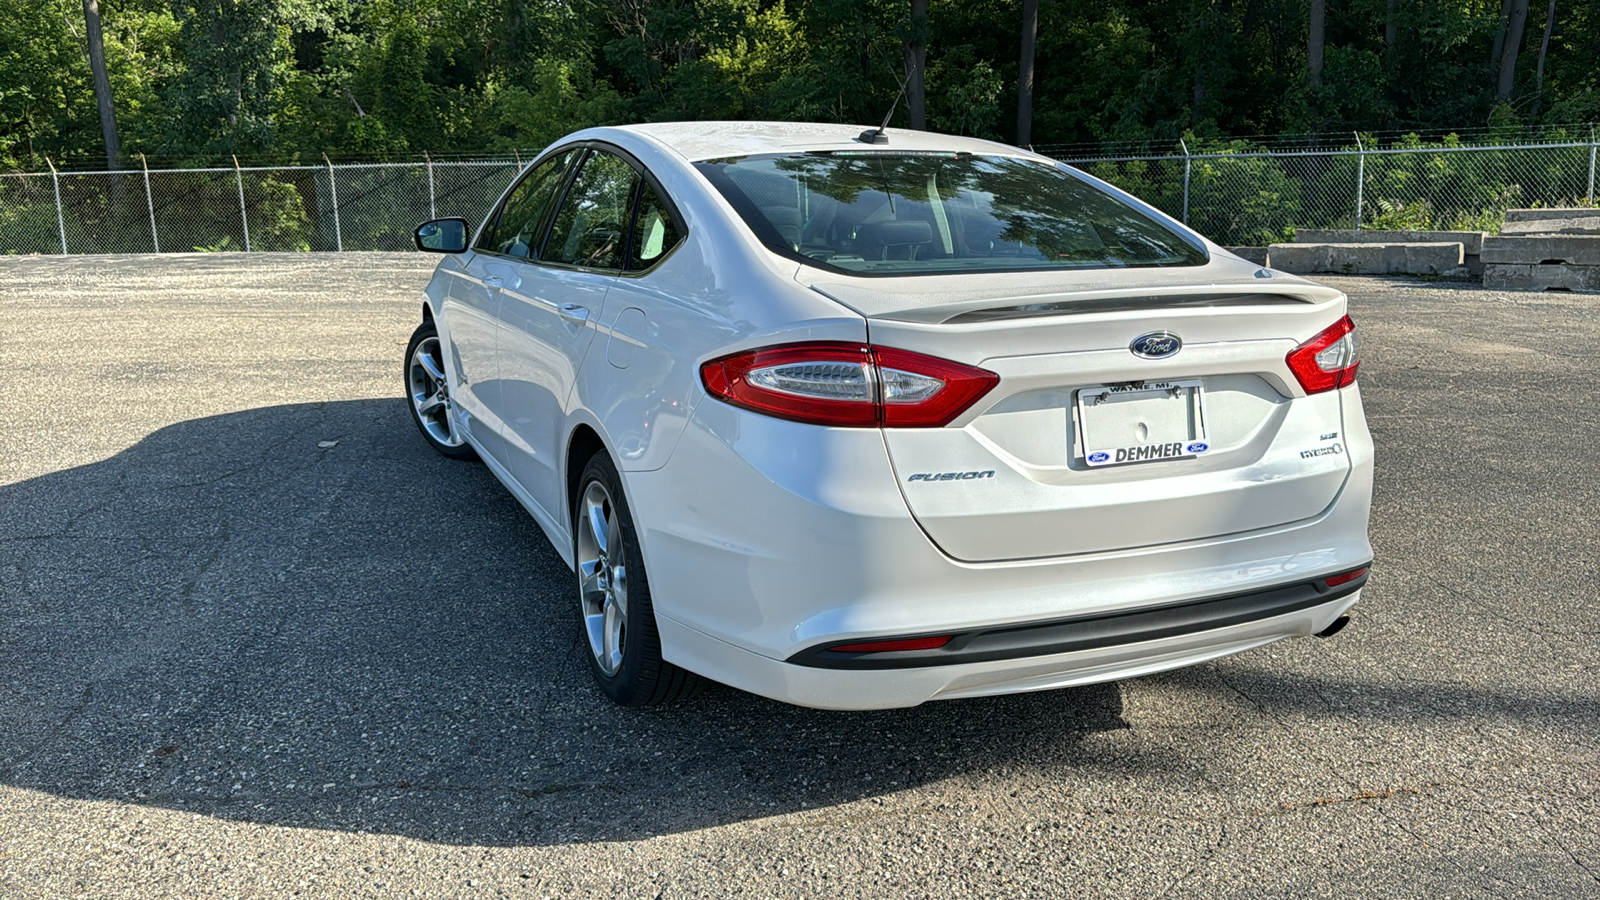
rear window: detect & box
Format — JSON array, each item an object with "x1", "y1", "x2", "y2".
[{"x1": 694, "y1": 151, "x2": 1207, "y2": 276}]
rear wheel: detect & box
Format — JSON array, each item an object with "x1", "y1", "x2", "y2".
[
  {"x1": 574, "y1": 452, "x2": 703, "y2": 706},
  {"x1": 405, "y1": 321, "x2": 477, "y2": 460}
]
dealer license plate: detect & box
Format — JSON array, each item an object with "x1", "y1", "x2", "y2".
[{"x1": 1075, "y1": 380, "x2": 1211, "y2": 467}]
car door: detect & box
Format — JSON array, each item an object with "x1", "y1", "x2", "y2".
[
  {"x1": 455, "y1": 150, "x2": 579, "y2": 469},
  {"x1": 496, "y1": 148, "x2": 640, "y2": 525},
  {"x1": 436, "y1": 234, "x2": 504, "y2": 461}
]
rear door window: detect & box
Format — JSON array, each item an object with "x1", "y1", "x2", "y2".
[{"x1": 541, "y1": 151, "x2": 639, "y2": 271}]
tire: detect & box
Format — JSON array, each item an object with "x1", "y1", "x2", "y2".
[
  {"x1": 573, "y1": 452, "x2": 704, "y2": 706},
  {"x1": 404, "y1": 321, "x2": 478, "y2": 460}
]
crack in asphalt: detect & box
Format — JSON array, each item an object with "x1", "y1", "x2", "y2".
[{"x1": 1211, "y1": 665, "x2": 1486, "y2": 884}]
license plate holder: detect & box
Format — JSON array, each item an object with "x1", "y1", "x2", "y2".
[{"x1": 1075, "y1": 380, "x2": 1210, "y2": 467}]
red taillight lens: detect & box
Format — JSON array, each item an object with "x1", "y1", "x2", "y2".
[
  {"x1": 700, "y1": 341, "x2": 999, "y2": 428},
  {"x1": 1286, "y1": 315, "x2": 1360, "y2": 394},
  {"x1": 830, "y1": 635, "x2": 954, "y2": 653}
]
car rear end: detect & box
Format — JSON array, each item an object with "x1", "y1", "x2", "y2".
[{"x1": 629, "y1": 133, "x2": 1372, "y2": 708}]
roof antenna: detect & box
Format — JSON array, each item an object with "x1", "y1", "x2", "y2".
[{"x1": 857, "y1": 62, "x2": 915, "y2": 145}]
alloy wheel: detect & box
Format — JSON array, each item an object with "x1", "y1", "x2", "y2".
[
  {"x1": 577, "y1": 480, "x2": 628, "y2": 676},
  {"x1": 407, "y1": 336, "x2": 464, "y2": 448}
]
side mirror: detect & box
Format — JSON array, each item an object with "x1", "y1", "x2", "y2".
[{"x1": 414, "y1": 218, "x2": 470, "y2": 253}]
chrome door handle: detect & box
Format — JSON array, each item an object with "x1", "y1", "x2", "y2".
[
  {"x1": 482, "y1": 275, "x2": 503, "y2": 289},
  {"x1": 559, "y1": 303, "x2": 590, "y2": 323}
]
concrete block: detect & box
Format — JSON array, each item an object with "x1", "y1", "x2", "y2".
[
  {"x1": 1483, "y1": 263, "x2": 1600, "y2": 292},
  {"x1": 1500, "y1": 216, "x2": 1600, "y2": 236},
  {"x1": 1480, "y1": 235, "x2": 1600, "y2": 265},
  {"x1": 1503, "y1": 208, "x2": 1600, "y2": 223},
  {"x1": 1267, "y1": 242, "x2": 1464, "y2": 276},
  {"x1": 1224, "y1": 246, "x2": 1268, "y2": 265},
  {"x1": 1294, "y1": 229, "x2": 1485, "y2": 256}
]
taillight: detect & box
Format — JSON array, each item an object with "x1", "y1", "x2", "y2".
[
  {"x1": 700, "y1": 341, "x2": 999, "y2": 427},
  {"x1": 1286, "y1": 315, "x2": 1360, "y2": 394}
]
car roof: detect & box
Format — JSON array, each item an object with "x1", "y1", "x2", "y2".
[{"x1": 603, "y1": 121, "x2": 1033, "y2": 163}]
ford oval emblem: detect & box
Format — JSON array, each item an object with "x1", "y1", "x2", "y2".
[{"x1": 1130, "y1": 331, "x2": 1182, "y2": 359}]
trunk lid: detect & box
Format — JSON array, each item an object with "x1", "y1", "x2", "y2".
[{"x1": 801, "y1": 261, "x2": 1354, "y2": 562}]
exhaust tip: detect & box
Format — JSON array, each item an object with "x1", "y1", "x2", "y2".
[{"x1": 1314, "y1": 615, "x2": 1351, "y2": 639}]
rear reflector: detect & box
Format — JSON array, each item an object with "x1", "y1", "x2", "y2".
[
  {"x1": 1324, "y1": 567, "x2": 1369, "y2": 588},
  {"x1": 1286, "y1": 315, "x2": 1360, "y2": 394},
  {"x1": 829, "y1": 635, "x2": 954, "y2": 653}
]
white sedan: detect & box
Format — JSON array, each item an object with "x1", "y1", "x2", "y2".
[{"x1": 406, "y1": 122, "x2": 1373, "y2": 710}]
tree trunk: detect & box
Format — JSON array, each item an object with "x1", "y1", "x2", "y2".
[
  {"x1": 1385, "y1": 0, "x2": 1397, "y2": 49},
  {"x1": 82, "y1": 0, "x2": 121, "y2": 170},
  {"x1": 1242, "y1": 0, "x2": 1261, "y2": 39},
  {"x1": 1497, "y1": 0, "x2": 1530, "y2": 100},
  {"x1": 903, "y1": 0, "x2": 928, "y2": 130},
  {"x1": 1308, "y1": 0, "x2": 1325, "y2": 89},
  {"x1": 1016, "y1": 0, "x2": 1038, "y2": 146},
  {"x1": 1533, "y1": 0, "x2": 1556, "y2": 115},
  {"x1": 1491, "y1": 0, "x2": 1513, "y2": 74}
]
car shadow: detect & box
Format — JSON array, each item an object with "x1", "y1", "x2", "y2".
[{"x1": 0, "y1": 399, "x2": 1136, "y2": 847}]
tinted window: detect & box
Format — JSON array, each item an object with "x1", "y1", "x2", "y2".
[
  {"x1": 628, "y1": 181, "x2": 683, "y2": 269},
  {"x1": 476, "y1": 151, "x2": 574, "y2": 258},
  {"x1": 541, "y1": 151, "x2": 639, "y2": 271},
  {"x1": 694, "y1": 152, "x2": 1207, "y2": 276}
]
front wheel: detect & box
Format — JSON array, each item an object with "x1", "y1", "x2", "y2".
[
  {"x1": 404, "y1": 321, "x2": 477, "y2": 460},
  {"x1": 574, "y1": 452, "x2": 704, "y2": 706}
]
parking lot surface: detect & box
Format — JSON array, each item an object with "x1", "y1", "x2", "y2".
[{"x1": 1, "y1": 254, "x2": 1597, "y2": 898}]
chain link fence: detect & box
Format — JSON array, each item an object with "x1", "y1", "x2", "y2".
[
  {"x1": 0, "y1": 159, "x2": 522, "y2": 255},
  {"x1": 3, "y1": 138, "x2": 1599, "y2": 254},
  {"x1": 1054, "y1": 138, "x2": 1600, "y2": 246}
]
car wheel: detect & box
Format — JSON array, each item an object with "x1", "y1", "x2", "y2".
[
  {"x1": 574, "y1": 452, "x2": 704, "y2": 706},
  {"x1": 405, "y1": 321, "x2": 477, "y2": 460}
]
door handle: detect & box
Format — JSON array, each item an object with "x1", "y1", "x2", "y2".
[
  {"x1": 559, "y1": 303, "x2": 590, "y2": 324},
  {"x1": 482, "y1": 275, "x2": 503, "y2": 289}
]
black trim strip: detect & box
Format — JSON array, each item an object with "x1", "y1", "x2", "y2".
[{"x1": 788, "y1": 568, "x2": 1370, "y2": 670}]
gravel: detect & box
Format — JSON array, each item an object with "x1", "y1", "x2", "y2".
[{"x1": 1, "y1": 255, "x2": 1597, "y2": 898}]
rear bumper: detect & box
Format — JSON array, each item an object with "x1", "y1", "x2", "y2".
[
  {"x1": 659, "y1": 588, "x2": 1363, "y2": 710},
  {"x1": 627, "y1": 383, "x2": 1374, "y2": 708},
  {"x1": 790, "y1": 567, "x2": 1368, "y2": 669}
]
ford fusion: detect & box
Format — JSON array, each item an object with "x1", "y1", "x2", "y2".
[{"x1": 405, "y1": 122, "x2": 1373, "y2": 710}]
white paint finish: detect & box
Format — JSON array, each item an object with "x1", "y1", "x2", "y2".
[
  {"x1": 656, "y1": 591, "x2": 1361, "y2": 710},
  {"x1": 605, "y1": 307, "x2": 645, "y2": 369},
  {"x1": 884, "y1": 395, "x2": 1350, "y2": 561},
  {"x1": 428, "y1": 255, "x2": 506, "y2": 463},
  {"x1": 806, "y1": 255, "x2": 1337, "y2": 322},
  {"x1": 495, "y1": 264, "x2": 612, "y2": 520},
  {"x1": 615, "y1": 120, "x2": 1031, "y2": 163},
  {"x1": 626, "y1": 395, "x2": 1371, "y2": 666}
]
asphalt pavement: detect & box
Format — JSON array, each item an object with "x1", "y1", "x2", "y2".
[{"x1": 1, "y1": 254, "x2": 1596, "y2": 898}]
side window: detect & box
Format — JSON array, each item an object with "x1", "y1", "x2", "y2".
[
  {"x1": 475, "y1": 151, "x2": 574, "y2": 258},
  {"x1": 628, "y1": 181, "x2": 684, "y2": 269},
  {"x1": 540, "y1": 151, "x2": 639, "y2": 270}
]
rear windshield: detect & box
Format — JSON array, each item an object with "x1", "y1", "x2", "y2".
[{"x1": 694, "y1": 151, "x2": 1207, "y2": 276}]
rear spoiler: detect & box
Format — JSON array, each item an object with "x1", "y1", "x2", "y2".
[{"x1": 811, "y1": 281, "x2": 1344, "y2": 325}]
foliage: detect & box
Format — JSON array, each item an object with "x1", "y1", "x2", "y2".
[
  {"x1": 4, "y1": 0, "x2": 1600, "y2": 174},
  {"x1": 1187, "y1": 144, "x2": 1311, "y2": 246}
]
